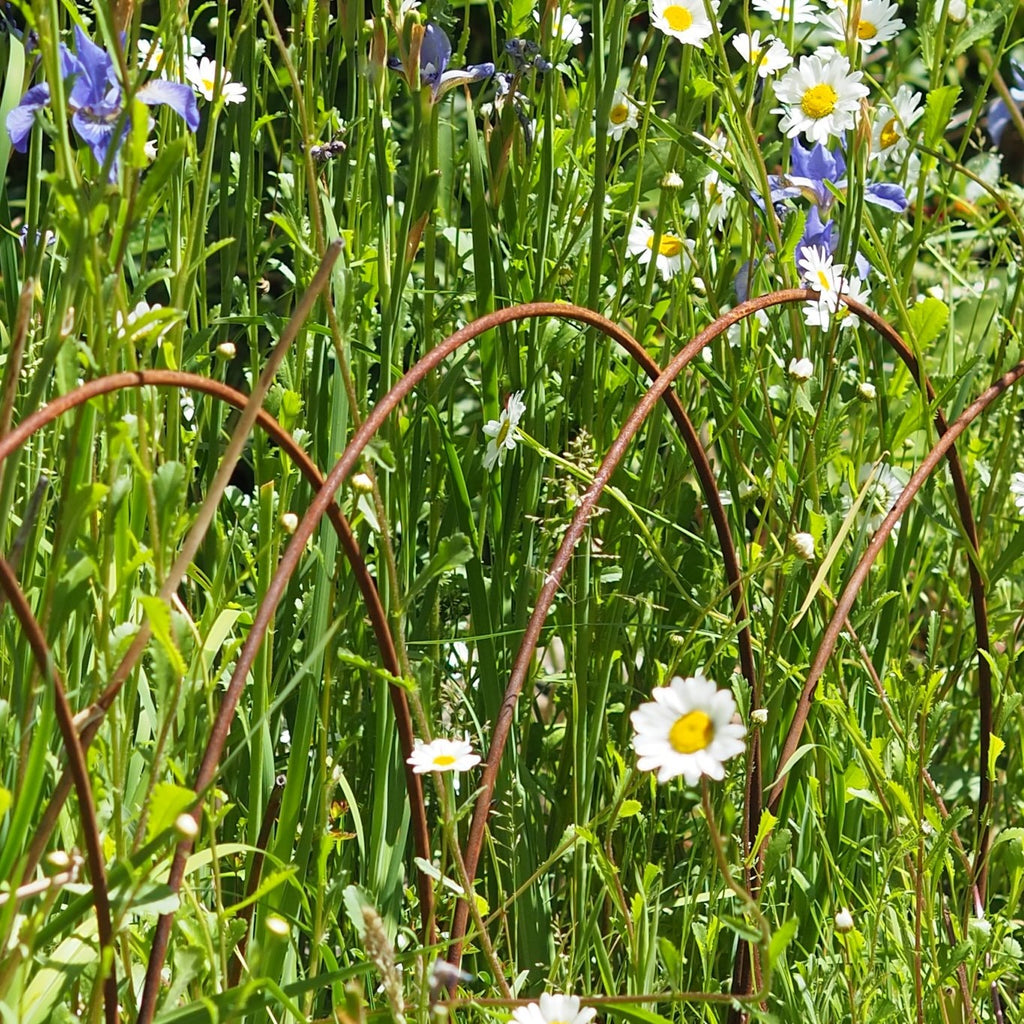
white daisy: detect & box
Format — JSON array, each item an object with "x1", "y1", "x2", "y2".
[
  {"x1": 406, "y1": 737, "x2": 482, "y2": 774},
  {"x1": 803, "y1": 274, "x2": 868, "y2": 330},
  {"x1": 534, "y1": 5, "x2": 584, "y2": 46},
  {"x1": 482, "y1": 391, "x2": 526, "y2": 470},
  {"x1": 1009, "y1": 472, "x2": 1024, "y2": 511},
  {"x1": 628, "y1": 218, "x2": 692, "y2": 281},
  {"x1": 871, "y1": 85, "x2": 923, "y2": 162},
  {"x1": 607, "y1": 90, "x2": 640, "y2": 140},
  {"x1": 752, "y1": 0, "x2": 819, "y2": 24},
  {"x1": 631, "y1": 673, "x2": 746, "y2": 785},
  {"x1": 772, "y1": 51, "x2": 869, "y2": 143},
  {"x1": 798, "y1": 244, "x2": 844, "y2": 293},
  {"x1": 732, "y1": 31, "x2": 792, "y2": 78},
  {"x1": 820, "y1": 0, "x2": 905, "y2": 47},
  {"x1": 701, "y1": 170, "x2": 736, "y2": 227},
  {"x1": 842, "y1": 462, "x2": 909, "y2": 533},
  {"x1": 511, "y1": 995, "x2": 596, "y2": 1024},
  {"x1": 788, "y1": 356, "x2": 814, "y2": 381},
  {"x1": 650, "y1": 0, "x2": 716, "y2": 46},
  {"x1": 137, "y1": 34, "x2": 205, "y2": 70},
  {"x1": 185, "y1": 56, "x2": 248, "y2": 104}
]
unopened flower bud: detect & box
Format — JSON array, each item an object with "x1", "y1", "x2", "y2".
[
  {"x1": 351, "y1": 472, "x2": 374, "y2": 493},
  {"x1": 788, "y1": 357, "x2": 813, "y2": 382},
  {"x1": 280, "y1": 512, "x2": 299, "y2": 534},
  {"x1": 857, "y1": 381, "x2": 877, "y2": 401},
  {"x1": 660, "y1": 170, "x2": 685, "y2": 190},
  {"x1": 792, "y1": 532, "x2": 816, "y2": 561},
  {"x1": 750, "y1": 707, "x2": 768, "y2": 725},
  {"x1": 175, "y1": 813, "x2": 199, "y2": 839},
  {"x1": 217, "y1": 341, "x2": 236, "y2": 360},
  {"x1": 834, "y1": 907, "x2": 854, "y2": 933},
  {"x1": 266, "y1": 914, "x2": 290, "y2": 937}
]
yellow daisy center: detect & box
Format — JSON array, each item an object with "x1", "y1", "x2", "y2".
[
  {"x1": 433, "y1": 754, "x2": 457, "y2": 766},
  {"x1": 880, "y1": 117, "x2": 899, "y2": 149},
  {"x1": 663, "y1": 5, "x2": 693, "y2": 33},
  {"x1": 610, "y1": 103, "x2": 630, "y2": 125},
  {"x1": 495, "y1": 417, "x2": 511, "y2": 446},
  {"x1": 816, "y1": 269, "x2": 830, "y2": 289},
  {"x1": 646, "y1": 234, "x2": 683, "y2": 258},
  {"x1": 669, "y1": 710, "x2": 714, "y2": 754},
  {"x1": 856, "y1": 20, "x2": 878, "y2": 39},
  {"x1": 801, "y1": 83, "x2": 838, "y2": 119}
]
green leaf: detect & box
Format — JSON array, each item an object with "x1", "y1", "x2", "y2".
[
  {"x1": 617, "y1": 799, "x2": 642, "y2": 818},
  {"x1": 140, "y1": 596, "x2": 188, "y2": 677},
  {"x1": 0, "y1": 785, "x2": 10, "y2": 819},
  {"x1": 923, "y1": 85, "x2": 960, "y2": 149},
  {"x1": 746, "y1": 808, "x2": 779, "y2": 867},
  {"x1": 947, "y1": 0, "x2": 1016, "y2": 59},
  {"x1": 768, "y1": 916, "x2": 798, "y2": 969},
  {"x1": 988, "y1": 732, "x2": 1006, "y2": 781},
  {"x1": 906, "y1": 296, "x2": 949, "y2": 349},
  {"x1": 145, "y1": 782, "x2": 197, "y2": 843},
  {"x1": 404, "y1": 533, "x2": 472, "y2": 606}
]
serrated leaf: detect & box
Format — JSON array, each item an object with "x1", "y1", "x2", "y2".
[
  {"x1": 906, "y1": 296, "x2": 949, "y2": 349},
  {"x1": 617, "y1": 799, "x2": 641, "y2": 818},
  {"x1": 947, "y1": 0, "x2": 1016, "y2": 59},
  {"x1": 140, "y1": 595, "x2": 187, "y2": 677},
  {"x1": 923, "y1": 85, "x2": 960, "y2": 149},
  {"x1": 988, "y1": 732, "x2": 1006, "y2": 780},
  {"x1": 145, "y1": 781, "x2": 197, "y2": 843}
]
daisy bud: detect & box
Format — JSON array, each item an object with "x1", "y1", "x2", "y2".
[
  {"x1": 266, "y1": 914, "x2": 290, "y2": 937},
  {"x1": 280, "y1": 512, "x2": 299, "y2": 534},
  {"x1": 857, "y1": 381, "x2": 877, "y2": 401},
  {"x1": 216, "y1": 341, "x2": 236, "y2": 360},
  {"x1": 660, "y1": 170, "x2": 685, "y2": 190},
  {"x1": 175, "y1": 813, "x2": 199, "y2": 839},
  {"x1": 351, "y1": 472, "x2": 374, "y2": 493},
  {"x1": 791, "y1": 532, "x2": 816, "y2": 561},
  {"x1": 788, "y1": 357, "x2": 813, "y2": 382},
  {"x1": 751, "y1": 707, "x2": 768, "y2": 724},
  {"x1": 834, "y1": 907, "x2": 854, "y2": 933}
]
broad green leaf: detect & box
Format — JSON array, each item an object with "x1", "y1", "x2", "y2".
[
  {"x1": 906, "y1": 297, "x2": 949, "y2": 349},
  {"x1": 923, "y1": 85, "x2": 959, "y2": 149},
  {"x1": 146, "y1": 781, "x2": 197, "y2": 843},
  {"x1": 988, "y1": 732, "x2": 1006, "y2": 781}
]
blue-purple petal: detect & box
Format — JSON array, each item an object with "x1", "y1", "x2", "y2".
[
  {"x1": 6, "y1": 83, "x2": 50, "y2": 151},
  {"x1": 865, "y1": 181, "x2": 908, "y2": 212},
  {"x1": 137, "y1": 79, "x2": 200, "y2": 132},
  {"x1": 420, "y1": 22, "x2": 451, "y2": 89},
  {"x1": 72, "y1": 109, "x2": 122, "y2": 179},
  {"x1": 72, "y1": 24, "x2": 114, "y2": 102}
]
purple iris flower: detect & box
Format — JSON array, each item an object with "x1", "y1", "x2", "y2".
[
  {"x1": 6, "y1": 26, "x2": 199, "y2": 181},
  {"x1": 388, "y1": 22, "x2": 494, "y2": 101},
  {"x1": 987, "y1": 62, "x2": 1024, "y2": 147}
]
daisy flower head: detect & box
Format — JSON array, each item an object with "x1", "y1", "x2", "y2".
[
  {"x1": 512, "y1": 995, "x2": 596, "y2": 1024},
  {"x1": 700, "y1": 170, "x2": 736, "y2": 228},
  {"x1": 871, "y1": 85, "x2": 923, "y2": 162},
  {"x1": 137, "y1": 35, "x2": 205, "y2": 70},
  {"x1": 803, "y1": 274, "x2": 868, "y2": 330},
  {"x1": 1009, "y1": 472, "x2": 1024, "y2": 512},
  {"x1": 533, "y1": 5, "x2": 584, "y2": 46},
  {"x1": 843, "y1": 461, "x2": 909, "y2": 533},
  {"x1": 732, "y1": 31, "x2": 792, "y2": 78},
  {"x1": 628, "y1": 218, "x2": 692, "y2": 281},
  {"x1": 407, "y1": 736, "x2": 482, "y2": 774},
  {"x1": 631, "y1": 673, "x2": 746, "y2": 785},
  {"x1": 798, "y1": 244, "x2": 843, "y2": 294},
  {"x1": 752, "y1": 0, "x2": 820, "y2": 24},
  {"x1": 185, "y1": 56, "x2": 248, "y2": 104},
  {"x1": 772, "y1": 51, "x2": 869, "y2": 143},
  {"x1": 482, "y1": 391, "x2": 526, "y2": 470},
  {"x1": 650, "y1": 0, "x2": 716, "y2": 46},
  {"x1": 821, "y1": 0, "x2": 905, "y2": 48},
  {"x1": 607, "y1": 90, "x2": 640, "y2": 140}
]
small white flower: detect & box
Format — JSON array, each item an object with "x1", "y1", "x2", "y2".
[
  {"x1": 871, "y1": 85, "x2": 923, "y2": 162},
  {"x1": 185, "y1": 56, "x2": 248, "y2": 104},
  {"x1": 511, "y1": 995, "x2": 596, "y2": 1024},
  {"x1": 630, "y1": 673, "x2": 746, "y2": 785},
  {"x1": 606, "y1": 90, "x2": 640, "y2": 140},
  {"x1": 935, "y1": 0, "x2": 967, "y2": 22},
  {"x1": 834, "y1": 907, "x2": 855, "y2": 932},
  {"x1": 820, "y1": 0, "x2": 905, "y2": 47},
  {"x1": 857, "y1": 380, "x2": 878, "y2": 401},
  {"x1": 733, "y1": 31, "x2": 792, "y2": 77},
  {"x1": 750, "y1": 707, "x2": 769, "y2": 724},
  {"x1": 752, "y1": 0, "x2": 819, "y2": 23},
  {"x1": 137, "y1": 35, "x2": 205, "y2": 70},
  {"x1": 843, "y1": 462, "x2": 909, "y2": 533},
  {"x1": 788, "y1": 356, "x2": 814, "y2": 381},
  {"x1": 798, "y1": 246, "x2": 867, "y2": 331},
  {"x1": 650, "y1": 0, "x2": 716, "y2": 46},
  {"x1": 1009, "y1": 472, "x2": 1024, "y2": 511},
  {"x1": 628, "y1": 218, "x2": 692, "y2": 281},
  {"x1": 772, "y1": 51, "x2": 869, "y2": 143},
  {"x1": 791, "y1": 531, "x2": 816, "y2": 560},
  {"x1": 406, "y1": 736, "x2": 482, "y2": 774},
  {"x1": 482, "y1": 391, "x2": 527, "y2": 471},
  {"x1": 702, "y1": 170, "x2": 736, "y2": 227},
  {"x1": 534, "y1": 5, "x2": 584, "y2": 45}
]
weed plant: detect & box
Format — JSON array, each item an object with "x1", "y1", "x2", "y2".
[{"x1": 1, "y1": 0, "x2": 1024, "y2": 1021}]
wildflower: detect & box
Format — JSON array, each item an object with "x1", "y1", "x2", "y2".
[
  {"x1": 1009, "y1": 471, "x2": 1024, "y2": 511},
  {"x1": 184, "y1": 56, "x2": 247, "y2": 104},
  {"x1": 650, "y1": 0, "x2": 716, "y2": 46},
  {"x1": 798, "y1": 245, "x2": 868, "y2": 330},
  {"x1": 628, "y1": 218, "x2": 692, "y2": 281},
  {"x1": 857, "y1": 380, "x2": 877, "y2": 401},
  {"x1": 750, "y1": 707, "x2": 769, "y2": 724},
  {"x1": 820, "y1": 0, "x2": 905, "y2": 48},
  {"x1": 752, "y1": 0, "x2": 820, "y2": 23},
  {"x1": 871, "y1": 85, "x2": 923, "y2": 161},
  {"x1": 700, "y1": 170, "x2": 736, "y2": 227},
  {"x1": 511, "y1": 994, "x2": 596, "y2": 1024},
  {"x1": 137, "y1": 34, "x2": 205, "y2": 70},
  {"x1": 482, "y1": 391, "x2": 526, "y2": 470},
  {"x1": 630, "y1": 673, "x2": 746, "y2": 785},
  {"x1": 533, "y1": 5, "x2": 584, "y2": 46},
  {"x1": 606, "y1": 90, "x2": 639, "y2": 140},
  {"x1": 406, "y1": 736, "x2": 482, "y2": 774},
  {"x1": 772, "y1": 51, "x2": 869, "y2": 143},
  {"x1": 732, "y1": 31, "x2": 792, "y2": 77},
  {"x1": 788, "y1": 356, "x2": 814, "y2": 381},
  {"x1": 280, "y1": 512, "x2": 299, "y2": 534},
  {"x1": 843, "y1": 461, "x2": 909, "y2": 533},
  {"x1": 987, "y1": 62, "x2": 1024, "y2": 147},
  {"x1": 388, "y1": 23, "x2": 494, "y2": 101},
  {"x1": 834, "y1": 907, "x2": 854, "y2": 932},
  {"x1": 660, "y1": 169, "x2": 686, "y2": 189},
  {"x1": 934, "y1": 0, "x2": 967, "y2": 22},
  {"x1": 175, "y1": 813, "x2": 199, "y2": 838},
  {"x1": 6, "y1": 26, "x2": 199, "y2": 181},
  {"x1": 791, "y1": 532, "x2": 816, "y2": 560}
]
